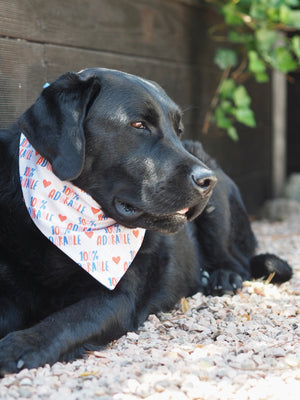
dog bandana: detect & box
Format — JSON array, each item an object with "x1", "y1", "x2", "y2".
[{"x1": 19, "y1": 133, "x2": 145, "y2": 290}]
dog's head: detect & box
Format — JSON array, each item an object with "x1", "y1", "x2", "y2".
[{"x1": 18, "y1": 68, "x2": 217, "y2": 233}]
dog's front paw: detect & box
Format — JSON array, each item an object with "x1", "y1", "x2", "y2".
[
  {"x1": 207, "y1": 269, "x2": 243, "y2": 296},
  {"x1": 0, "y1": 329, "x2": 58, "y2": 376}
]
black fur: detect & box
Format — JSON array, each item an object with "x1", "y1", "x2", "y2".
[{"x1": 0, "y1": 68, "x2": 292, "y2": 375}]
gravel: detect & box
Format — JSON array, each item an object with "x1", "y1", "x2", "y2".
[{"x1": 1, "y1": 216, "x2": 300, "y2": 400}]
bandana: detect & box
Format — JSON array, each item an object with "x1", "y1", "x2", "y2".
[{"x1": 19, "y1": 133, "x2": 145, "y2": 290}]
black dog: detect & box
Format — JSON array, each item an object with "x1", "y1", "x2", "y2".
[{"x1": 0, "y1": 68, "x2": 291, "y2": 375}]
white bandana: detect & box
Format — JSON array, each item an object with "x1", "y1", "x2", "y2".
[{"x1": 19, "y1": 133, "x2": 145, "y2": 290}]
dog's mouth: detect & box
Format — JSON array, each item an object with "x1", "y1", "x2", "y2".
[{"x1": 114, "y1": 198, "x2": 202, "y2": 227}]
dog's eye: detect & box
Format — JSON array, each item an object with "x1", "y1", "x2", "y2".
[{"x1": 131, "y1": 121, "x2": 146, "y2": 130}]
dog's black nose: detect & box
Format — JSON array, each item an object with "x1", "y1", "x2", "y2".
[{"x1": 191, "y1": 167, "x2": 217, "y2": 196}]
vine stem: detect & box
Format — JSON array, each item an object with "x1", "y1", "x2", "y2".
[{"x1": 231, "y1": 51, "x2": 251, "y2": 83}]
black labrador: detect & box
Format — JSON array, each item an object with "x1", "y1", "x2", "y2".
[{"x1": 0, "y1": 68, "x2": 291, "y2": 375}]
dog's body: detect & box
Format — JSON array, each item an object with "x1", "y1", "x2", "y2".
[{"x1": 0, "y1": 68, "x2": 291, "y2": 375}]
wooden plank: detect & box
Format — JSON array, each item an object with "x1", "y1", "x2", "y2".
[
  {"x1": 0, "y1": 0, "x2": 213, "y2": 64},
  {"x1": 44, "y1": 44, "x2": 204, "y2": 116},
  {"x1": 0, "y1": 38, "x2": 46, "y2": 128}
]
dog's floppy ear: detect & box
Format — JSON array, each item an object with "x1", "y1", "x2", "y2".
[{"x1": 18, "y1": 72, "x2": 100, "y2": 181}]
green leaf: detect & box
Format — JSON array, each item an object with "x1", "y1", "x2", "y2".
[
  {"x1": 292, "y1": 35, "x2": 300, "y2": 59},
  {"x1": 280, "y1": 5, "x2": 300, "y2": 28},
  {"x1": 279, "y1": 4, "x2": 291, "y2": 24},
  {"x1": 220, "y1": 99, "x2": 234, "y2": 113},
  {"x1": 289, "y1": 10, "x2": 300, "y2": 28},
  {"x1": 227, "y1": 126, "x2": 239, "y2": 142},
  {"x1": 249, "y1": 3, "x2": 266, "y2": 20},
  {"x1": 275, "y1": 47, "x2": 298, "y2": 72},
  {"x1": 267, "y1": 7, "x2": 280, "y2": 22},
  {"x1": 214, "y1": 48, "x2": 238, "y2": 70},
  {"x1": 248, "y1": 50, "x2": 269, "y2": 81},
  {"x1": 248, "y1": 51, "x2": 267, "y2": 74},
  {"x1": 235, "y1": 108, "x2": 256, "y2": 127},
  {"x1": 228, "y1": 31, "x2": 254, "y2": 45},
  {"x1": 255, "y1": 29, "x2": 277, "y2": 53},
  {"x1": 215, "y1": 107, "x2": 232, "y2": 129},
  {"x1": 221, "y1": 3, "x2": 243, "y2": 26},
  {"x1": 286, "y1": 0, "x2": 300, "y2": 6},
  {"x1": 233, "y1": 85, "x2": 251, "y2": 108},
  {"x1": 219, "y1": 78, "x2": 236, "y2": 99},
  {"x1": 254, "y1": 71, "x2": 269, "y2": 83}
]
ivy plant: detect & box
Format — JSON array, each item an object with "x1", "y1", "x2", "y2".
[{"x1": 203, "y1": 0, "x2": 300, "y2": 141}]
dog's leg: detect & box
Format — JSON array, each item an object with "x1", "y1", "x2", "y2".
[
  {"x1": 0, "y1": 266, "x2": 31, "y2": 337},
  {"x1": 182, "y1": 140, "x2": 256, "y2": 295},
  {"x1": 0, "y1": 292, "x2": 136, "y2": 375},
  {"x1": 195, "y1": 195, "x2": 255, "y2": 295},
  {"x1": 0, "y1": 298, "x2": 25, "y2": 338}
]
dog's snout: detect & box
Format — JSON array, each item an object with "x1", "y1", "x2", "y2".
[{"x1": 191, "y1": 167, "x2": 217, "y2": 195}]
